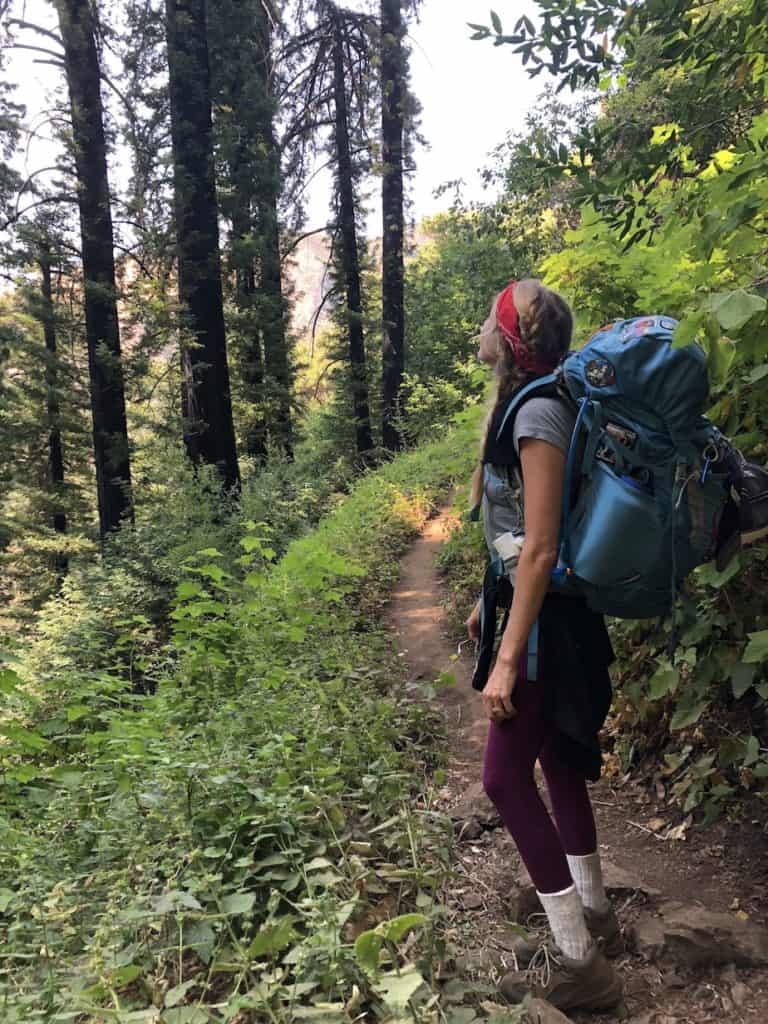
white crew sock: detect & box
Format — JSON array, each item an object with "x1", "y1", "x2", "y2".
[
  {"x1": 567, "y1": 852, "x2": 610, "y2": 914},
  {"x1": 537, "y1": 884, "x2": 592, "y2": 961}
]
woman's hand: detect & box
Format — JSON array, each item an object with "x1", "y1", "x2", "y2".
[
  {"x1": 482, "y1": 655, "x2": 517, "y2": 722},
  {"x1": 466, "y1": 601, "x2": 481, "y2": 642}
]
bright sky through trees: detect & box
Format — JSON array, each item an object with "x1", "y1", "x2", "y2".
[{"x1": 7, "y1": 0, "x2": 547, "y2": 230}]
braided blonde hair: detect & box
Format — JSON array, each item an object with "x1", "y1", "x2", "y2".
[{"x1": 470, "y1": 278, "x2": 573, "y2": 506}]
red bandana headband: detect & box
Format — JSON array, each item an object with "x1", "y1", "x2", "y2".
[{"x1": 496, "y1": 281, "x2": 557, "y2": 376}]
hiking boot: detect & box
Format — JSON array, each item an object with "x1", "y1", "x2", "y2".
[
  {"x1": 508, "y1": 905, "x2": 623, "y2": 967},
  {"x1": 499, "y1": 942, "x2": 623, "y2": 1013}
]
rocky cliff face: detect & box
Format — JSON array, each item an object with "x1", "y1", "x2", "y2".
[{"x1": 286, "y1": 226, "x2": 429, "y2": 343}]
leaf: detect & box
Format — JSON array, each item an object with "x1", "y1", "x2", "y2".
[
  {"x1": 0, "y1": 724, "x2": 48, "y2": 752},
  {"x1": 446, "y1": 1009, "x2": 480, "y2": 1024},
  {"x1": 305, "y1": 856, "x2": 333, "y2": 871},
  {"x1": 649, "y1": 664, "x2": 679, "y2": 699},
  {"x1": 708, "y1": 337, "x2": 736, "y2": 384},
  {"x1": 744, "y1": 734, "x2": 760, "y2": 767},
  {"x1": 650, "y1": 122, "x2": 679, "y2": 146},
  {"x1": 177, "y1": 581, "x2": 204, "y2": 600},
  {"x1": 376, "y1": 966, "x2": 427, "y2": 1012},
  {"x1": 666, "y1": 820, "x2": 690, "y2": 841},
  {"x1": 165, "y1": 979, "x2": 197, "y2": 1008},
  {"x1": 51, "y1": 768, "x2": 84, "y2": 788},
  {"x1": 0, "y1": 888, "x2": 15, "y2": 912},
  {"x1": 670, "y1": 701, "x2": 709, "y2": 731},
  {"x1": 696, "y1": 556, "x2": 741, "y2": 589},
  {"x1": 672, "y1": 313, "x2": 704, "y2": 349},
  {"x1": 113, "y1": 964, "x2": 143, "y2": 986},
  {"x1": 154, "y1": 890, "x2": 203, "y2": 914},
  {"x1": 490, "y1": 10, "x2": 502, "y2": 34},
  {"x1": 220, "y1": 891, "x2": 256, "y2": 916},
  {"x1": 709, "y1": 289, "x2": 767, "y2": 333},
  {"x1": 162, "y1": 1010, "x2": 208, "y2": 1024},
  {"x1": 355, "y1": 930, "x2": 383, "y2": 972},
  {"x1": 730, "y1": 662, "x2": 757, "y2": 699},
  {"x1": 0, "y1": 668, "x2": 21, "y2": 694},
  {"x1": 743, "y1": 630, "x2": 768, "y2": 663},
  {"x1": 66, "y1": 704, "x2": 91, "y2": 722},
  {"x1": 378, "y1": 913, "x2": 428, "y2": 944},
  {"x1": 247, "y1": 917, "x2": 296, "y2": 959},
  {"x1": 184, "y1": 921, "x2": 216, "y2": 965}
]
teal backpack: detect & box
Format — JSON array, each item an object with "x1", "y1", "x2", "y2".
[{"x1": 497, "y1": 315, "x2": 732, "y2": 620}]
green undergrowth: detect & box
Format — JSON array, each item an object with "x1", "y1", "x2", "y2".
[
  {"x1": 0, "y1": 408, "x2": 513, "y2": 1023},
  {"x1": 437, "y1": 496, "x2": 768, "y2": 830}
]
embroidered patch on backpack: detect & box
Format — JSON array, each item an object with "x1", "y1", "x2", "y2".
[
  {"x1": 633, "y1": 317, "x2": 658, "y2": 334},
  {"x1": 585, "y1": 358, "x2": 617, "y2": 387}
]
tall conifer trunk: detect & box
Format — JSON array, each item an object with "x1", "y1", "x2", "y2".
[
  {"x1": 166, "y1": 0, "x2": 240, "y2": 490},
  {"x1": 38, "y1": 242, "x2": 68, "y2": 574},
  {"x1": 230, "y1": 167, "x2": 268, "y2": 462},
  {"x1": 54, "y1": 0, "x2": 133, "y2": 537},
  {"x1": 253, "y1": 1, "x2": 293, "y2": 458},
  {"x1": 331, "y1": 11, "x2": 374, "y2": 457},
  {"x1": 380, "y1": 0, "x2": 406, "y2": 452}
]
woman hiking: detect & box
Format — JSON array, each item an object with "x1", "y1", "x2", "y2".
[{"x1": 466, "y1": 278, "x2": 624, "y2": 1013}]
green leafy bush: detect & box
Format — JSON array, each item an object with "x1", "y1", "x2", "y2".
[{"x1": 0, "y1": 412, "x2": 480, "y2": 1021}]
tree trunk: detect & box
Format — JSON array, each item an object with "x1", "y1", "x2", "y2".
[
  {"x1": 39, "y1": 242, "x2": 68, "y2": 575},
  {"x1": 54, "y1": 0, "x2": 133, "y2": 537},
  {"x1": 331, "y1": 14, "x2": 374, "y2": 458},
  {"x1": 380, "y1": 0, "x2": 406, "y2": 452},
  {"x1": 166, "y1": 0, "x2": 241, "y2": 491},
  {"x1": 231, "y1": 192, "x2": 268, "y2": 462},
  {"x1": 253, "y1": 1, "x2": 294, "y2": 459}
]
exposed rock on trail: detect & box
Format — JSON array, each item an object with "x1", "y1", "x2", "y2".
[
  {"x1": 630, "y1": 902, "x2": 768, "y2": 969},
  {"x1": 387, "y1": 507, "x2": 768, "y2": 1023}
]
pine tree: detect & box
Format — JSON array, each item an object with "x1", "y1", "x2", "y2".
[
  {"x1": 209, "y1": 0, "x2": 293, "y2": 462},
  {"x1": 165, "y1": 0, "x2": 241, "y2": 490},
  {"x1": 54, "y1": 0, "x2": 134, "y2": 537},
  {"x1": 380, "y1": 0, "x2": 406, "y2": 452},
  {"x1": 285, "y1": 0, "x2": 378, "y2": 459},
  {"x1": 37, "y1": 237, "x2": 68, "y2": 557},
  {"x1": 328, "y1": 3, "x2": 374, "y2": 457}
]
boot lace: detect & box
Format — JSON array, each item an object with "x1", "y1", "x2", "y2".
[{"x1": 524, "y1": 943, "x2": 563, "y2": 990}]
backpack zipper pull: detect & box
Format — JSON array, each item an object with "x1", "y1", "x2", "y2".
[{"x1": 700, "y1": 442, "x2": 719, "y2": 485}]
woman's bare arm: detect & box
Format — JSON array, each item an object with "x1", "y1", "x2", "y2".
[{"x1": 482, "y1": 437, "x2": 565, "y2": 717}]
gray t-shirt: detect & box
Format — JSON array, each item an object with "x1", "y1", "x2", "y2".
[
  {"x1": 513, "y1": 396, "x2": 575, "y2": 457},
  {"x1": 482, "y1": 396, "x2": 576, "y2": 558}
]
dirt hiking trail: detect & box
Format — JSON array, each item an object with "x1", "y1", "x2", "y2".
[{"x1": 386, "y1": 507, "x2": 768, "y2": 1024}]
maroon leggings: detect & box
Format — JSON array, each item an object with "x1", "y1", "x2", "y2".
[{"x1": 482, "y1": 669, "x2": 598, "y2": 894}]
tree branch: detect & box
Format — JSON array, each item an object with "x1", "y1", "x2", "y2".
[
  {"x1": 8, "y1": 42, "x2": 64, "y2": 64},
  {"x1": 282, "y1": 223, "x2": 332, "y2": 260},
  {"x1": 7, "y1": 18, "x2": 63, "y2": 48}
]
